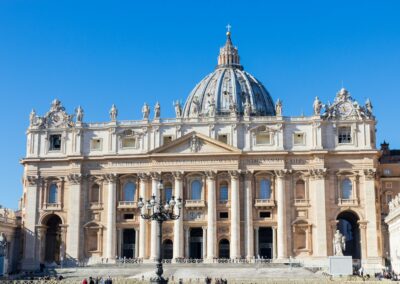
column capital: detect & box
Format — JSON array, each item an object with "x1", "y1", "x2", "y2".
[
  {"x1": 138, "y1": 173, "x2": 150, "y2": 181},
  {"x1": 150, "y1": 172, "x2": 161, "y2": 180},
  {"x1": 26, "y1": 175, "x2": 40, "y2": 186},
  {"x1": 103, "y1": 173, "x2": 118, "y2": 183},
  {"x1": 184, "y1": 225, "x2": 190, "y2": 231},
  {"x1": 229, "y1": 170, "x2": 241, "y2": 179},
  {"x1": 358, "y1": 220, "x2": 368, "y2": 230},
  {"x1": 309, "y1": 168, "x2": 327, "y2": 179},
  {"x1": 363, "y1": 168, "x2": 376, "y2": 180},
  {"x1": 172, "y1": 171, "x2": 184, "y2": 180},
  {"x1": 66, "y1": 173, "x2": 83, "y2": 184},
  {"x1": 205, "y1": 171, "x2": 217, "y2": 179},
  {"x1": 274, "y1": 169, "x2": 289, "y2": 178},
  {"x1": 243, "y1": 170, "x2": 254, "y2": 180}
]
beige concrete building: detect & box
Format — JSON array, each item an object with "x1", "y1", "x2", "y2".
[
  {"x1": 19, "y1": 30, "x2": 386, "y2": 272},
  {"x1": 0, "y1": 207, "x2": 20, "y2": 276}
]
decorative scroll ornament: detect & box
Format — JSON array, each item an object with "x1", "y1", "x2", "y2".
[
  {"x1": 29, "y1": 99, "x2": 74, "y2": 129},
  {"x1": 321, "y1": 88, "x2": 373, "y2": 120}
]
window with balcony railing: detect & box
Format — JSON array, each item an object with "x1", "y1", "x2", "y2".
[
  {"x1": 48, "y1": 183, "x2": 58, "y2": 204},
  {"x1": 259, "y1": 179, "x2": 271, "y2": 199},
  {"x1": 191, "y1": 180, "x2": 202, "y2": 200}
]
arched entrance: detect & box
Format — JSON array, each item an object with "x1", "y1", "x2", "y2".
[
  {"x1": 44, "y1": 214, "x2": 62, "y2": 264},
  {"x1": 337, "y1": 211, "x2": 361, "y2": 259},
  {"x1": 219, "y1": 239, "x2": 230, "y2": 258},
  {"x1": 162, "y1": 239, "x2": 173, "y2": 259},
  {"x1": 189, "y1": 228, "x2": 203, "y2": 259}
]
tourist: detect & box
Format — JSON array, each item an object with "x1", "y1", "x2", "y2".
[{"x1": 82, "y1": 278, "x2": 88, "y2": 284}]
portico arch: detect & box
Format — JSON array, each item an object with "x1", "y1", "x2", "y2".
[{"x1": 336, "y1": 210, "x2": 361, "y2": 259}]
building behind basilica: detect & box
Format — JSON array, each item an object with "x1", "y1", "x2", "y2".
[{"x1": 14, "y1": 30, "x2": 392, "y2": 273}]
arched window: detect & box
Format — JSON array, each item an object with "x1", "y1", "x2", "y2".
[
  {"x1": 191, "y1": 180, "x2": 202, "y2": 200},
  {"x1": 295, "y1": 180, "x2": 305, "y2": 200},
  {"x1": 219, "y1": 182, "x2": 228, "y2": 201},
  {"x1": 259, "y1": 179, "x2": 271, "y2": 199},
  {"x1": 48, "y1": 183, "x2": 58, "y2": 204},
  {"x1": 341, "y1": 178, "x2": 352, "y2": 199},
  {"x1": 91, "y1": 184, "x2": 100, "y2": 203},
  {"x1": 164, "y1": 183, "x2": 173, "y2": 202},
  {"x1": 123, "y1": 182, "x2": 136, "y2": 201}
]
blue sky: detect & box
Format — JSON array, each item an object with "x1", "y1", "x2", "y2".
[{"x1": 0, "y1": 0, "x2": 399, "y2": 209}]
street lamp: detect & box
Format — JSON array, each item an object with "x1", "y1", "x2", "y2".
[{"x1": 138, "y1": 181, "x2": 182, "y2": 284}]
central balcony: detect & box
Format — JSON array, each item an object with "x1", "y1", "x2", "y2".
[
  {"x1": 338, "y1": 198, "x2": 358, "y2": 207},
  {"x1": 185, "y1": 199, "x2": 206, "y2": 208},
  {"x1": 43, "y1": 203, "x2": 62, "y2": 211},
  {"x1": 118, "y1": 201, "x2": 138, "y2": 209},
  {"x1": 254, "y1": 199, "x2": 275, "y2": 208}
]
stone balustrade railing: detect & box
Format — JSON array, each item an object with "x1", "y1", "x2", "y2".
[
  {"x1": 254, "y1": 199, "x2": 275, "y2": 207},
  {"x1": 117, "y1": 201, "x2": 138, "y2": 209},
  {"x1": 185, "y1": 200, "x2": 206, "y2": 208}
]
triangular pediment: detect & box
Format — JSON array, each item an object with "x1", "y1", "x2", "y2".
[{"x1": 150, "y1": 131, "x2": 241, "y2": 155}]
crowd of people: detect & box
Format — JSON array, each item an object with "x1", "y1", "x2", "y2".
[{"x1": 82, "y1": 276, "x2": 113, "y2": 284}]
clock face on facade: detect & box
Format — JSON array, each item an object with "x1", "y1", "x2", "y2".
[
  {"x1": 51, "y1": 112, "x2": 63, "y2": 126},
  {"x1": 339, "y1": 102, "x2": 352, "y2": 116}
]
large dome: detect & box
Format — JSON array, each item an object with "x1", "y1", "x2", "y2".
[{"x1": 182, "y1": 31, "x2": 275, "y2": 118}]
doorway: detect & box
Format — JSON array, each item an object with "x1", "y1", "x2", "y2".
[{"x1": 189, "y1": 228, "x2": 203, "y2": 259}]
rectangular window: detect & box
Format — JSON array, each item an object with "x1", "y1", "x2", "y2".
[
  {"x1": 385, "y1": 182, "x2": 393, "y2": 189},
  {"x1": 218, "y1": 134, "x2": 228, "y2": 144},
  {"x1": 384, "y1": 169, "x2": 392, "y2": 176},
  {"x1": 90, "y1": 138, "x2": 102, "y2": 151},
  {"x1": 293, "y1": 133, "x2": 305, "y2": 145},
  {"x1": 124, "y1": 214, "x2": 134, "y2": 220},
  {"x1": 163, "y1": 136, "x2": 173, "y2": 145},
  {"x1": 256, "y1": 132, "x2": 271, "y2": 145},
  {"x1": 49, "y1": 134, "x2": 62, "y2": 151},
  {"x1": 338, "y1": 127, "x2": 352, "y2": 144},
  {"x1": 122, "y1": 137, "x2": 136, "y2": 148},
  {"x1": 219, "y1": 212, "x2": 229, "y2": 219},
  {"x1": 259, "y1": 211, "x2": 271, "y2": 218}
]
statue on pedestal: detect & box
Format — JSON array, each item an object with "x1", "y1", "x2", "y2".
[
  {"x1": 109, "y1": 104, "x2": 118, "y2": 121},
  {"x1": 75, "y1": 106, "x2": 84, "y2": 123},
  {"x1": 154, "y1": 102, "x2": 161, "y2": 119},
  {"x1": 333, "y1": 230, "x2": 346, "y2": 256},
  {"x1": 174, "y1": 100, "x2": 182, "y2": 118},
  {"x1": 142, "y1": 103, "x2": 150, "y2": 120},
  {"x1": 313, "y1": 97, "x2": 322, "y2": 115},
  {"x1": 275, "y1": 99, "x2": 282, "y2": 116}
]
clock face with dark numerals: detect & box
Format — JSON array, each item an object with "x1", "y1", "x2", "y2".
[{"x1": 338, "y1": 102, "x2": 352, "y2": 116}]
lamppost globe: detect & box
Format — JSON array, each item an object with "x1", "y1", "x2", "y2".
[{"x1": 138, "y1": 180, "x2": 182, "y2": 284}]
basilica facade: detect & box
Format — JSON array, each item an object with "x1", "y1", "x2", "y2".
[{"x1": 20, "y1": 30, "x2": 384, "y2": 272}]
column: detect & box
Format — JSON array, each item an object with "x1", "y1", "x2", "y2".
[
  {"x1": 66, "y1": 173, "x2": 83, "y2": 261},
  {"x1": 135, "y1": 228, "x2": 139, "y2": 258},
  {"x1": 22, "y1": 176, "x2": 40, "y2": 270},
  {"x1": 37, "y1": 226, "x2": 47, "y2": 263},
  {"x1": 150, "y1": 172, "x2": 161, "y2": 260},
  {"x1": 275, "y1": 170, "x2": 287, "y2": 259},
  {"x1": 173, "y1": 172, "x2": 184, "y2": 259},
  {"x1": 185, "y1": 226, "x2": 190, "y2": 258},
  {"x1": 359, "y1": 222, "x2": 367, "y2": 260},
  {"x1": 244, "y1": 172, "x2": 254, "y2": 259},
  {"x1": 272, "y1": 226, "x2": 277, "y2": 259},
  {"x1": 254, "y1": 227, "x2": 259, "y2": 257},
  {"x1": 310, "y1": 169, "x2": 328, "y2": 256},
  {"x1": 363, "y1": 169, "x2": 379, "y2": 257},
  {"x1": 206, "y1": 171, "x2": 217, "y2": 259},
  {"x1": 230, "y1": 171, "x2": 241, "y2": 259},
  {"x1": 138, "y1": 174, "x2": 148, "y2": 258},
  {"x1": 202, "y1": 226, "x2": 207, "y2": 259},
  {"x1": 105, "y1": 174, "x2": 117, "y2": 259}
]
